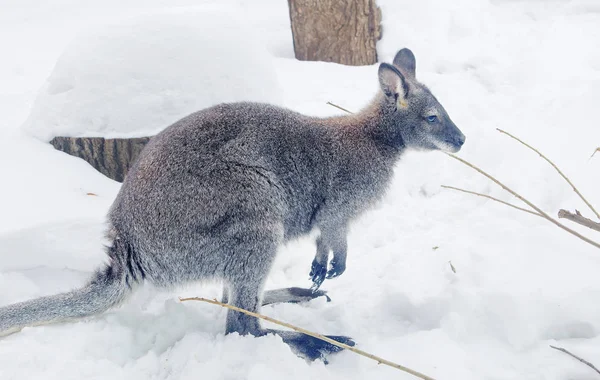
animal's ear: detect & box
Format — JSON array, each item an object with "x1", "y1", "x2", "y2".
[
  {"x1": 378, "y1": 63, "x2": 408, "y2": 108},
  {"x1": 393, "y1": 48, "x2": 416, "y2": 79}
]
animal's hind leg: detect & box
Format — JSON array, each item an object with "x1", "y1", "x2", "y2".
[
  {"x1": 224, "y1": 235, "x2": 278, "y2": 337},
  {"x1": 225, "y1": 280, "x2": 264, "y2": 336},
  {"x1": 221, "y1": 284, "x2": 230, "y2": 304},
  {"x1": 223, "y1": 230, "x2": 354, "y2": 361}
]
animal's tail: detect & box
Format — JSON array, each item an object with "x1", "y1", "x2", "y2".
[{"x1": 0, "y1": 236, "x2": 140, "y2": 336}]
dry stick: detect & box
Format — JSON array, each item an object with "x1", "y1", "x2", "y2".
[
  {"x1": 497, "y1": 128, "x2": 600, "y2": 221},
  {"x1": 549, "y1": 345, "x2": 600, "y2": 376},
  {"x1": 326, "y1": 101, "x2": 354, "y2": 114},
  {"x1": 558, "y1": 209, "x2": 600, "y2": 233},
  {"x1": 448, "y1": 261, "x2": 457, "y2": 274},
  {"x1": 592, "y1": 147, "x2": 600, "y2": 159},
  {"x1": 441, "y1": 185, "x2": 542, "y2": 218},
  {"x1": 179, "y1": 297, "x2": 437, "y2": 380},
  {"x1": 445, "y1": 153, "x2": 600, "y2": 250}
]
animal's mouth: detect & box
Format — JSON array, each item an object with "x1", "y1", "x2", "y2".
[
  {"x1": 445, "y1": 141, "x2": 463, "y2": 153},
  {"x1": 434, "y1": 138, "x2": 464, "y2": 153}
]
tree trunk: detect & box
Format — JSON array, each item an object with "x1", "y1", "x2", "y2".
[
  {"x1": 50, "y1": 136, "x2": 152, "y2": 182},
  {"x1": 287, "y1": 0, "x2": 381, "y2": 66}
]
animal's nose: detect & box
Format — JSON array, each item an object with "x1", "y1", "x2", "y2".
[{"x1": 446, "y1": 133, "x2": 465, "y2": 148}]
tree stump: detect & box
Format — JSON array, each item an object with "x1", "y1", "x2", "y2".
[
  {"x1": 287, "y1": 0, "x2": 382, "y2": 66},
  {"x1": 50, "y1": 136, "x2": 152, "y2": 182}
]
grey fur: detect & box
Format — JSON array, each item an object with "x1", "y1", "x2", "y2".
[{"x1": 0, "y1": 48, "x2": 464, "y2": 360}]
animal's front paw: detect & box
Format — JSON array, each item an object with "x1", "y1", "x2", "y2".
[
  {"x1": 309, "y1": 258, "x2": 327, "y2": 291},
  {"x1": 326, "y1": 259, "x2": 346, "y2": 279}
]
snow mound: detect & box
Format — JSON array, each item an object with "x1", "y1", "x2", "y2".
[{"x1": 22, "y1": 11, "x2": 283, "y2": 140}]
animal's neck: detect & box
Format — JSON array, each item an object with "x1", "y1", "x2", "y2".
[
  {"x1": 324, "y1": 94, "x2": 406, "y2": 160},
  {"x1": 312, "y1": 96, "x2": 404, "y2": 215}
]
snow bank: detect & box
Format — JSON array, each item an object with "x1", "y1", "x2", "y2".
[{"x1": 22, "y1": 10, "x2": 283, "y2": 140}]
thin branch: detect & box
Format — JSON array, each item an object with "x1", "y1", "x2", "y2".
[
  {"x1": 558, "y1": 209, "x2": 600, "y2": 232},
  {"x1": 326, "y1": 101, "x2": 354, "y2": 114},
  {"x1": 445, "y1": 153, "x2": 600, "y2": 250},
  {"x1": 497, "y1": 128, "x2": 600, "y2": 220},
  {"x1": 550, "y1": 345, "x2": 600, "y2": 376},
  {"x1": 592, "y1": 147, "x2": 599, "y2": 159},
  {"x1": 441, "y1": 185, "x2": 543, "y2": 218},
  {"x1": 448, "y1": 261, "x2": 457, "y2": 273},
  {"x1": 179, "y1": 297, "x2": 436, "y2": 380}
]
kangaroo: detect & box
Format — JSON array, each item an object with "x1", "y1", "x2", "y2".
[{"x1": 0, "y1": 48, "x2": 464, "y2": 361}]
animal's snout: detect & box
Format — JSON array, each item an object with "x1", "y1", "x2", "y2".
[
  {"x1": 444, "y1": 130, "x2": 465, "y2": 151},
  {"x1": 438, "y1": 123, "x2": 465, "y2": 153},
  {"x1": 455, "y1": 132, "x2": 466, "y2": 147}
]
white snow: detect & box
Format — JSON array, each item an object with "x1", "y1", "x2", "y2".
[
  {"x1": 1, "y1": 0, "x2": 600, "y2": 379},
  {"x1": 22, "y1": 9, "x2": 283, "y2": 140}
]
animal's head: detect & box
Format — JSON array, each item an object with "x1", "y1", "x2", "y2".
[{"x1": 378, "y1": 48, "x2": 465, "y2": 153}]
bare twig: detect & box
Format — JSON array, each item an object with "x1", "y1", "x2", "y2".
[
  {"x1": 558, "y1": 209, "x2": 600, "y2": 232},
  {"x1": 445, "y1": 153, "x2": 600, "y2": 250},
  {"x1": 497, "y1": 129, "x2": 600, "y2": 220},
  {"x1": 448, "y1": 261, "x2": 457, "y2": 273},
  {"x1": 441, "y1": 185, "x2": 542, "y2": 218},
  {"x1": 550, "y1": 345, "x2": 600, "y2": 376},
  {"x1": 326, "y1": 101, "x2": 354, "y2": 114},
  {"x1": 179, "y1": 297, "x2": 436, "y2": 380},
  {"x1": 592, "y1": 147, "x2": 599, "y2": 159}
]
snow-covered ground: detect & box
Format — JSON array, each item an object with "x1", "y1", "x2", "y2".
[
  {"x1": 23, "y1": 9, "x2": 283, "y2": 140},
  {"x1": 1, "y1": 0, "x2": 600, "y2": 379}
]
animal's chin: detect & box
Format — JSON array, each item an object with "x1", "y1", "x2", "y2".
[
  {"x1": 433, "y1": 140, "x2": 462, "y2": 154},
  {"x1": 407, "y1": 140, "x2": 462, "y2": 153},
  {"x1": 443, "y1": 144, "x2": 462, "y2": 153}
]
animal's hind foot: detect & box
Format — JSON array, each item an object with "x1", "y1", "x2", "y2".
[
  {"x1": 262, "y1": 287, "x2": 331, "y2": 306},
  {"x1": 285, "y1": 287, "x2": 331, "y2": 303},
  {"x1": 273, "y1": 330, "x2": 355, "y2": 363}
]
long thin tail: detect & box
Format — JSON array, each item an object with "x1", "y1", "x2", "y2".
[{"x1": 0, "y1": 238, "x2": 137, "y2": 336}]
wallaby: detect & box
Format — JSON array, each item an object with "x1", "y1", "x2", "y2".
[{"x1": 0, "y1": 48, "x2": 465, "y2": 361}]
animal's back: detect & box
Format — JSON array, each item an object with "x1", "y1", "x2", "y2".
[{"x1": 109, "y1": 102, "x2": 334, "y2": 285}]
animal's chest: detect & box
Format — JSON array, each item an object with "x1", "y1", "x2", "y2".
[
  {"x1": 280, "y1": 179, "x2": 326, "y2": 240},
  {"x1": 327, "y1": 164, "x2": 391, "y2": 219}
]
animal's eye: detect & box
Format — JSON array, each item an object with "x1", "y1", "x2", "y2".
[{"x1": 427, "y1": 115, "x2": 438, "y2": 123}]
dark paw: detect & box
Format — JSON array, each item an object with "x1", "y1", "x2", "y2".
[
  {"x1": 280, "y1": 333, "x2": 355, "y2": 363},
  {"x1": 326, "y1": 260, "x2": 346, "y2": 279},
  {"x1": 309, "y1": 259, "x2": 327, "y2": 291}
]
